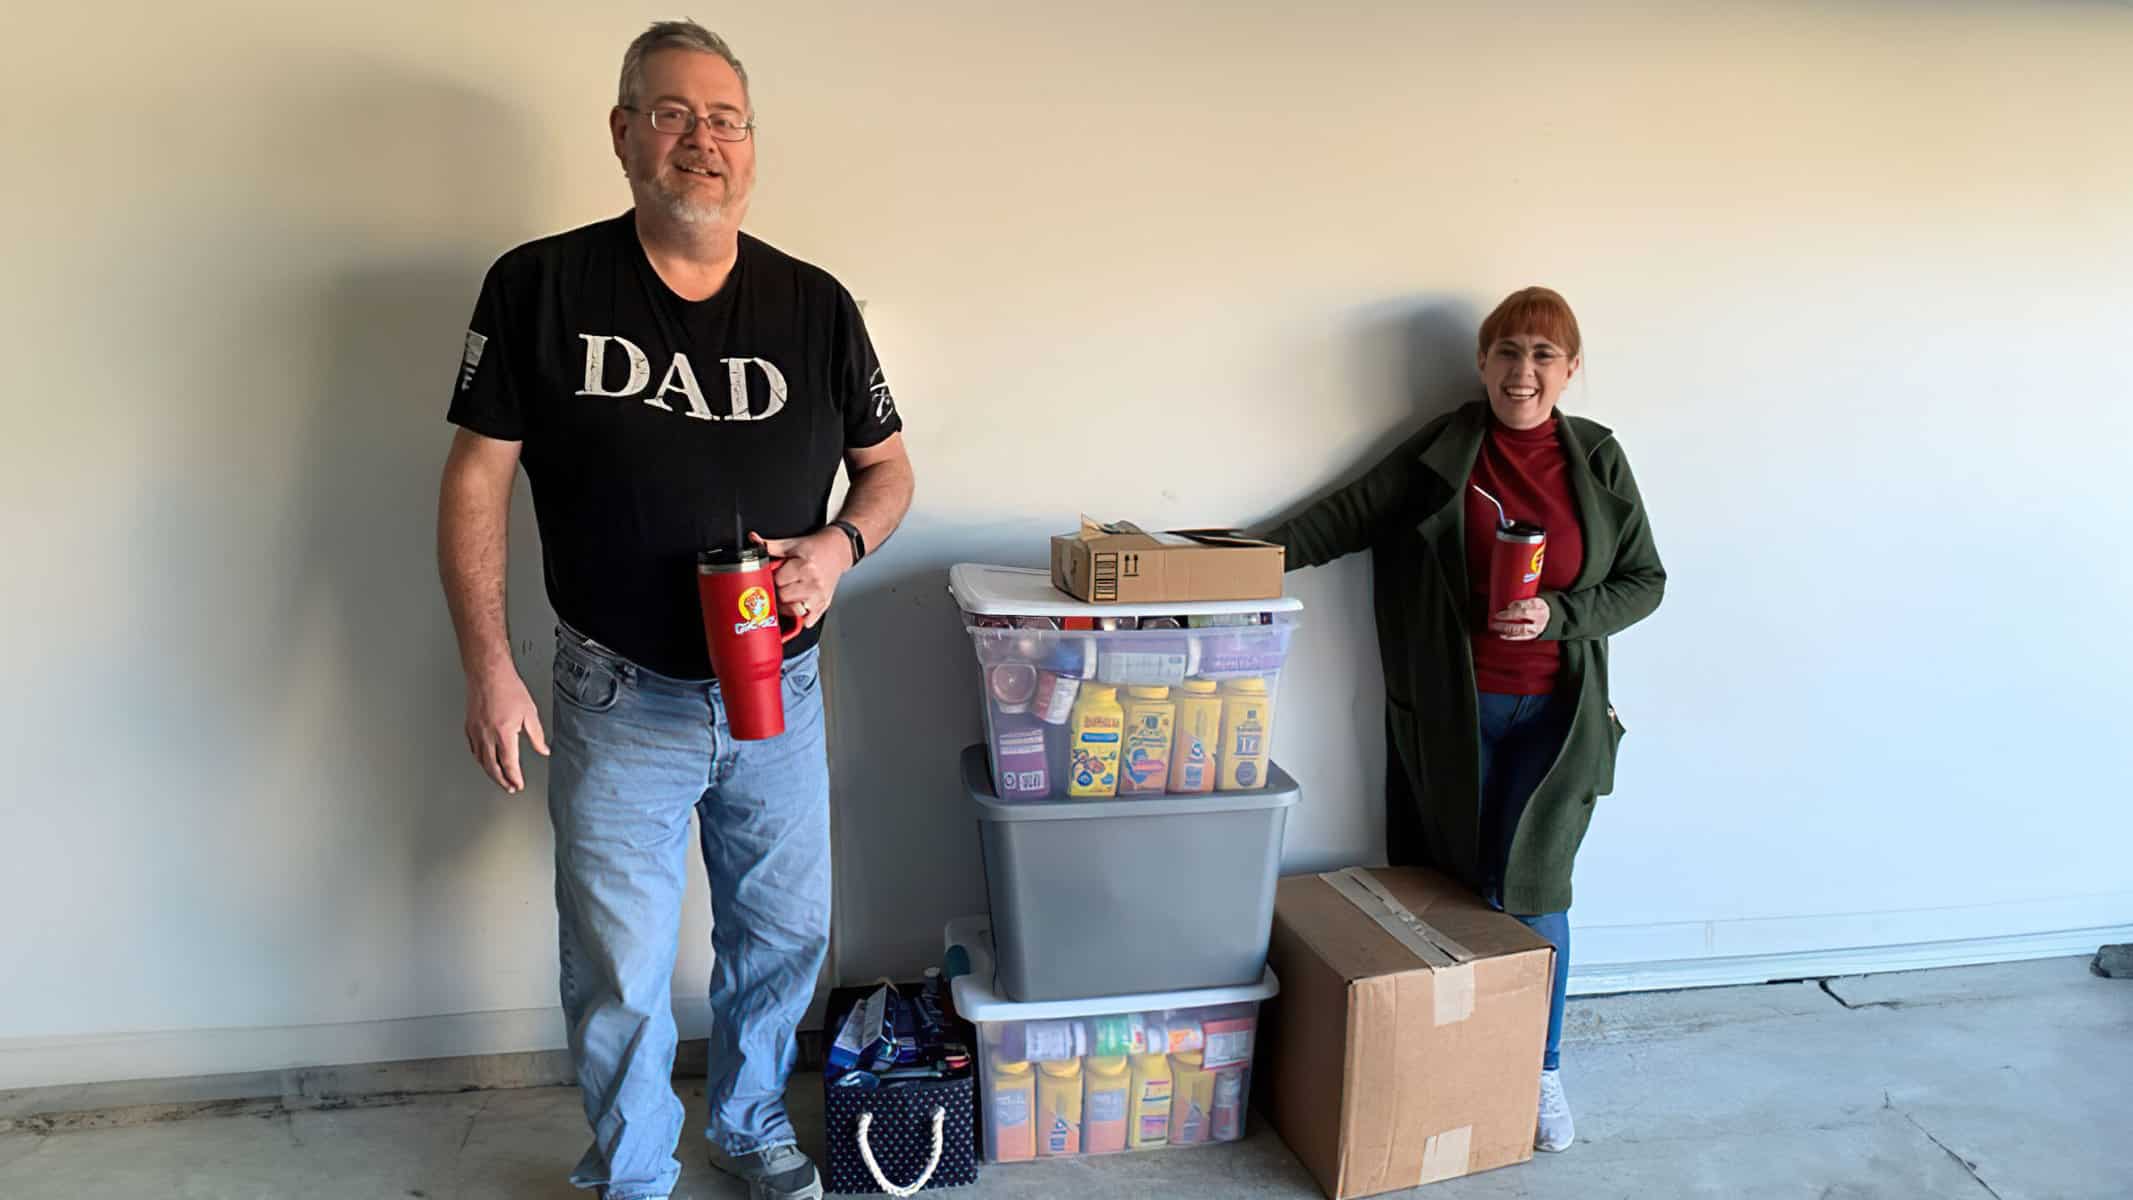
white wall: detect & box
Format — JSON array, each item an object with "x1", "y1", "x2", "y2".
[{"x1": 4, "y1": 1, "x2": 2129, "y2": 1090}]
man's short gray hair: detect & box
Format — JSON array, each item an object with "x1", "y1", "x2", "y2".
[{"x1": 618, "y1": 20, "x2": 750, "y2": 111}]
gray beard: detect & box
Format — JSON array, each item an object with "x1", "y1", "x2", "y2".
[
  {"x1": 636, "y1": 172, "x2": 727, "y2": 227},
  {"x1": 662, "y1": 194, "x2": 724, "y2": 225}
]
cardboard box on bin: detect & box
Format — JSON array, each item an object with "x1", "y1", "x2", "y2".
[
  {"x1": 1260, "y1": 867, "x2": 1555, "y2": 1198},
  {"x1": 1051, "y1": 517, "x2": 1285, "y2": 604}
]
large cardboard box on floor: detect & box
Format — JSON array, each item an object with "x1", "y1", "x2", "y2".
[
  {"x1": 1260, "y1": 867, "x2": 1555, "y2": 1198},
  {"x1": 1050, "y1": 517, "x2": 1285, "y2": 603}
]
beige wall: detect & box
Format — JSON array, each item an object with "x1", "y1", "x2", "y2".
[{"x1": 4, "y1": 1, "x2": 2130, "y2": 1088}]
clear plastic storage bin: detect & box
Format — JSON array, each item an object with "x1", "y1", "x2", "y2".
[
  {"x1": 949, "y1": 564, "x2": 1303, "y2": 802},
  {"x1": 945, "y1": 917, "x2": 1277, "y2": 1163}
]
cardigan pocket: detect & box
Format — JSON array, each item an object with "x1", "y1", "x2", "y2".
[
  {"x1": 1596, "y1": 705, "x2": 1626, "y2": 797},
  {"x1": 1386, "y1": 694, "x2": 1425, "y2": 785}
]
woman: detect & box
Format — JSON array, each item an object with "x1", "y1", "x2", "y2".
[{"x1": 1266, "y1": 287, "x2": 1664, "y2": 1152}]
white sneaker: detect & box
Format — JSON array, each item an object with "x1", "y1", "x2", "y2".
[
  {"x1": 708, "y1": 1141, "x2": 824, "y2": 1200},
  {"x1": 1536, "y1": 1068, "x2": 1575, "y2": 1152}
]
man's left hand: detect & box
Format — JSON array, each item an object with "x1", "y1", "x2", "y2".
[
  {"x1": 1489, "y1": 596, "x2": 1549, "y2": 641},
  {"x1": 752, "y1": 528, "x2": 856, "y2": 630}
]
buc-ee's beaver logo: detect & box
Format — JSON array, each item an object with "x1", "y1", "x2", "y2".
[
  {"x1": 734, "y1": 586, "x2": 776, "y2": 634},
  {"x1": 1526, "y1": 546, "x2": 1546, "y2": 582}
]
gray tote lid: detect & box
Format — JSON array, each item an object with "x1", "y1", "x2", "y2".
[{"x1": 963, "y1": 743, "x2": 1298, "y2": 822}]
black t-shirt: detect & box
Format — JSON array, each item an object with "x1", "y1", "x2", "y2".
[{"x1": 447, "y1": 214, "x2": 901, "y2": 677}]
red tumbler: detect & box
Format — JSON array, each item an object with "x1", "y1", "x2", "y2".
[
  {"x1": 1487, "y1": 521, "x2": 1549, "y2": 620},
  {"x1": 697, "y1": 546, "x2": 803, "y2": 740}
]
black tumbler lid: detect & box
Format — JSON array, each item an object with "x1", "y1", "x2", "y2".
[{"x1": 1497, "y1": 521, "x2": 1546, "y2": 541}]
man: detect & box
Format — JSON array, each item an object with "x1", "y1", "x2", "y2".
[{"x1": 436, "y1": 21, "x2": 913, "y2": 1200}]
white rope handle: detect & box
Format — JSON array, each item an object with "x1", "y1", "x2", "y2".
[{"x1": 856, "y1": 1105, "x2": 946, "y2": 1198}]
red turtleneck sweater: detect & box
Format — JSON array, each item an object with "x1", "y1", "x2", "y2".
[{"x1": 1463, "y1": 415, "x2": 1584, "y2": 695}]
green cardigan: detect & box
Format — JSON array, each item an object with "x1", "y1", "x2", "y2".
[{"x1": 1269, "y1": 400, "x2": 1666, "y2": 914}]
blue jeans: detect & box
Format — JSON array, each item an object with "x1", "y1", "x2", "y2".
[
  {"x1": 548, "y1": 625, "x2": 832, "y2": 1200},
  {"x1": 1477, "y1": 690, "x2": 1573, "y2": 1073}
]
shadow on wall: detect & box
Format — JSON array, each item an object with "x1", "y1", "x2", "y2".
[
  {"x1": 1245, "y1": 295, "x2": 1484, "y2": 875},
  {"x1": 1257, "y1": 293, "x2": 1483, "y2": 531},
  {"x1": 248, "y1": 67, "x2": 553, "y2": 1001},
  {"x1": 297, "y1": 262, "x2": 553, "y2": 869},
  {"x1": 816, "y1": 517, "x2": 1045, "y2": 984},
  {"x1": 820, "y1": 298, "x2": 1489, "y2": 983},
  {"x1": 12, "y1": 53, "x2": 563, "y2": 1034}
]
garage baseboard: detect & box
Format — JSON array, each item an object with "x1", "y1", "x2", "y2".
[
  {"x1": 0, "y1": 1047, "x2": 579, "y2": 1133},
  {"x1": 10, "y1": 906, "x2": 2128, "y2": 1119},
  {"x1": 1572, "y1": 921, "x2": 2131, "y2": 996},
  {"x1": 1566, "y1": 891, "x2": 2132, "y2": 996},
  {"x1": 1, "y1": 1016, "x2": 828, "y2": 1134}
]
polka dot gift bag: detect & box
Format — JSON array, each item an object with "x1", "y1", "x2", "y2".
[{"x1": 824, "y1": 1072, "x2": 977, "y2": 1194}]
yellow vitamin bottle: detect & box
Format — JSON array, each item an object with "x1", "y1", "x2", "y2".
[
  {"x1": 1217, "y1": 677, "x2": 1273, "y2": 790},
  {"x1": 1067, "y1": 685, "x2": 1125, "y2": 798},
  {"x1": 1127, "y1": 1051, "x2": 1173, "y2": 1149}
]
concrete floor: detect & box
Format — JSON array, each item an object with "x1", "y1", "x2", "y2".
[{"x1": 2, "y1": 956, "x2": 2124, "y2": 1199}]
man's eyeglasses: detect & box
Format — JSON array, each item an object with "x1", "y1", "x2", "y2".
[{"x1": 623, "y1": 106, "x2": 754, "y2": 142}]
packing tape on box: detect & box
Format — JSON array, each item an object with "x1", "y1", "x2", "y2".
[
  {"x1": 1319, "y1": 867, "x2": 1478, "y2": 1025},
  {"x1": 1419, "y1": 1125, "x2": 1474, "y2": 1185}
]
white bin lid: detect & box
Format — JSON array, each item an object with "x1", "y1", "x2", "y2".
[
  {"x1": 944, "y1": 915, "x2": 1278, "y2": 1022},
  {"x1": 949, "y1": 563, "x2": 1303, "y2": 620}
]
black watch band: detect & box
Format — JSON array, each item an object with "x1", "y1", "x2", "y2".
[{"x1": 830, "y1": 518, "x2": 866, "y2": 564}]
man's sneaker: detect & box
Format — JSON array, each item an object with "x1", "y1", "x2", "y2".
[
  {"x1": 1536, "y1": 1067, "x2": 1575, "y2": 1152},
  {"x1": 708, "y1": 1141, "x2": 824, "y2": 1200}
]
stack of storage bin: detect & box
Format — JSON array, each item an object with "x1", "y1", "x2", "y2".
[{"x1": 945, "y1": 564, "x2": 1304, "y2": 1164}]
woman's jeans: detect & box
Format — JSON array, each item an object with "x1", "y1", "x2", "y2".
[
  {"x1": 1477, "y1": 690, "x2": 1573, "y2": 1073},
  {"x1": 547, "y1": 624, "x2": 831, "y2": 1200}
]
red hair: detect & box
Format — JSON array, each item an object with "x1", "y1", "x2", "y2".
[{"x1": 1477, "y1": 287, "x2": 1582, "y2": 360}]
